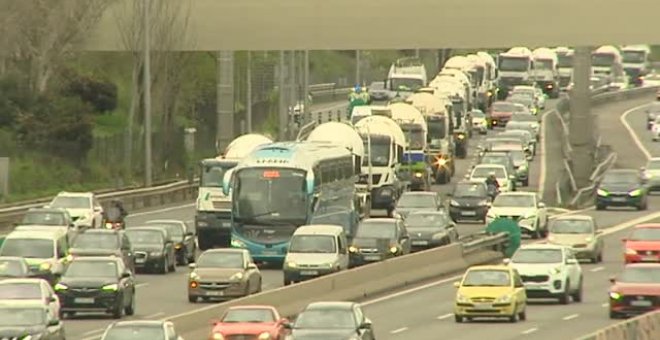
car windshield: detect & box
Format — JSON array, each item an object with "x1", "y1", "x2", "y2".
[
  {"x1": 295, "y1": 309, "x2": 356, "y2": 329},
  {"x1": 355, "y1": 222, "x2": 396, "y2": 239},
  {"x1": 50, "y1": 196, "x2": 90, "y2": 209},
  {"x1": 125, "y1": 230, "x2": 164, "y2": 245},
  {"x1": 647, "y1": 160, "x2": 660, "y2": 170},
  {"x1": 103, "y1": 326, "x2": 166, "y2": 340},
  {"x1": 397, "y1": 194, "x2": 436, "y2": 208},
  {"x1": 508, "y1": 97, "x2": 532, "y2": 106},
  {"x1": 197, "y1": 252, "x2": 244, "y2": 269},
  {"x1": 629, "y1": 228, "x2": 660, "y2": 241},
  {"x1": 0, "y1": 308, "x2": 45, "y2": 326},
  {"x1": 369, "y1": 82, "x2": 385, "y2": 90},
  {"x1": 0, "y1": 259, "x2": 26, "y2": 277},
  {"x1": 550, "y1": 219, "x2": 594, "y2": 234},
  {"x1": 462, "y1": 270, "x2": 511, "y2": 287},
  {"x1": 73, "y1": 233, "x2": 119, "y2": 249},
  {"x1": 0, "y1": 282, "x2": 42, "y2": 299},
  {"x1": 65, "y1": 260, "x2": 118, "y2": 278},
  {"x1": 619, "y1": 267, "x2": 660, "y2": 284},
  {"x1": 492, "y1": 102, "x2": 516, "y2": 112},
  {"x1": 148, "y1": 223, "x2": 184, "y2": 240},
  {"x1": 222, "y1": 308, "x2": 276, "y2": 323},
  {"x1": 601, "y1": 172, "x2": 639, "y2": 184},
  {"x1": 509, "y1": 150, "x2": 526, "y2": 163},
  {"x1": 453, "y1": 183, "x2": 487, "y2": 197},
  {"x1": 493, "y1": 195, "x2": 535, "y2": 208},
  {"x1": 289, "y1": 235, "x2": 336, "y2": 254},
  {"x1": 0, "y1": 238, "x2": 54, "y2": 258},
  {"x1": 480, "y1": 155, "x2": 509, "y2": 167},
  {"x1": 405, "y1": 213, "x2": 449, "y2": 228},
  {"x1": 471, "y1": 167, "x2": 505, "y2": 179},
  {"x1": 310, "y1": 212, "x2": 352, "y2": 235},
  {"x1": 471, "y1": 110, "x2": 485, "y2": 118},
  {"x1": 22, "y1": 212, "x2": 67, "y2": 226},
  {"x1": 512, "y1": 249, "x2": 563, "y2": 263},
  {"x1": 511, "y1": 114, "x2": 537, "y2": 122}
]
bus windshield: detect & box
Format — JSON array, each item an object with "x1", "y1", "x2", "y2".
[
  {"x1": 234, "y1": 168, "x2": 308, "y2": 224},
  {"x1": 200, "y1": 163, "x2": 236, "y2": 187}
]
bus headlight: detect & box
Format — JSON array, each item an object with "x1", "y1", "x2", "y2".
[{"x1": 389, "y1": 246, "x2": 398, "y2": 254}]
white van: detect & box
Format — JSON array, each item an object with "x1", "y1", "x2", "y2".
[{"x1": 282, "y1": 225, "x2": 349, "y2": 286}]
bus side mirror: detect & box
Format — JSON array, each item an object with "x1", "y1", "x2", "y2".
[{"x1": 222, "y1": 169, "x2": 235, "y2": 196}]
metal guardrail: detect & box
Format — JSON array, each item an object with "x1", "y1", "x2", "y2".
[
  {"x1": 568, "y1": 152, "x2": 618, "y2": 208},
  {"x1": 576, "y1": 309, "x2": 660, "y2": 340},
  {"x1": 461, "y1": 232, "x2": 509, "y2": 254}
]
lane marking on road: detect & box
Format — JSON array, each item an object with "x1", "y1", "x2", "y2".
[
  {"x1": 390, "y1": 327, "x2": 408, "y2": 334},
  {"x1": 601, "y1": 303, "x2": 609, "y2": 308},
  {"x1": 83, "y1": 329, "x2": 105, "y2": 336},
  {"x1": 590, "y1": 266, "x2": 605, "y2": 272},
  {"x1": 145, "y1": 312, "x2": 165, "y2": 319},
  {"x1": 522, "y1": 327, "x2": 539, "y2": 335},
  {"x1": 437, "y1": 313, "x2": 453, "y2": 320},
  {"x1": 136, "y1": 283, "x2": 149, "y2": 288},
  {"x1": 620, "y1": 103, "x2": 652, "y2": 160},
  {"x1": 563, "y1": 314, "x2": 579, "y2": 321}
]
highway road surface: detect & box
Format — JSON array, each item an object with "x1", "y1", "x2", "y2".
[{"x1": 67, "y1": 98, "x2": 561, "y2": 339}]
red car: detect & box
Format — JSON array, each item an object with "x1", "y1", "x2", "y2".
[
  {"x1": 208, "y1": 305, "x2": 289, "y2": 340},
  {"x1": 609, "y1": 263, "x2": 660, "y2": 318},
  {"x1": 623, "y1": 224, "x2": 660, "y2": 263},
  {"x1": 489, "y1": 101, "x2": 517, "y2": 127}
]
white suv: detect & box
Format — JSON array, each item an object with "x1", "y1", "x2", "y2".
[
  {"x1": 487, "y1": 192, "x2": 548, "y2": 239},
  {"x1": 507, "y1": 244, "x2": 583, "y2": 304},
  {"x1": 48, "y1": 192, "x2": 104, "y2": 229}
]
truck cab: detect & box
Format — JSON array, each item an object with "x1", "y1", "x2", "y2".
[
  {"x1": 555, "y1": 47, "x2": 574, "y2": 91},
  {"x1": 591, "y1": 45, "x2": 623, "y2": 82},
  {"x1": 622, "y1": 45, "x2": 652, "y2": 87},
  {"x1": 386, "y1": 57, "x2": 428, "y2": 100},
  {"x1": 497, "y1": 47, "x2": 535, "y2": 99},
  {"x1": 532, "y1": 48, "x2": 560, "y2": 98}
]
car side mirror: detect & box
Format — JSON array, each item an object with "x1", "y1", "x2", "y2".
[
  {"x1": 445, "y1": 192, "x2": 453, "y2": 197},
  {"x1": 609, "y1": 276, "x2": 616, "y2": 284},
  {"x1": 538, "y1": 202, "x2": 546, "y2": 208},
  {"x1": 247, "y1": 263, "x2": 257, "y2": 270},
  {"x1": 188, "y1": 263, "x2": 196, "y2": 269},
  {"x1": 359, "y1": 320, "x2": 372, "y2": 330},
  {"x1": 94, "y1": 207, "x2": 102, "y2": 212},
  {"x1": 48, "y1": 319, "x2": 60, "y2": 326},
  {"x1": 596, "y1": 230, "x2": 603, "y2": 235},
  {"x1": 453, "y1": 281, "x2": 460, "y2": 288},
  {"x1": 282, "y1": 322, "x2": 293, "y2": 329},
  {"x1": 210, "y1": 319, "x2": 221, "y2": 325},
  {"x1": 502, "y1": 258, "x2": 511, "y2": 265},
  {"x1": 185, "y1": 231, "x2": 194, "y2": 237},
  {"x1": 121, "y1": 272, "x2": 131, "y2": 278},
  {"x1": 566, "y1": 258, "x2": 578, "y2": 265}
]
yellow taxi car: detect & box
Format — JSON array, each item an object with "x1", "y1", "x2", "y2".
[{"x1": 453, "y1": 264, "x2": 527, "y2": 323}]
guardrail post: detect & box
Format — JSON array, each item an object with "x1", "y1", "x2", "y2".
[{"x1": 336, "y1": 110, "x2": 341, "y2": 122}]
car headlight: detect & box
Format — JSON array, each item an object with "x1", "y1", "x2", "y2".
[
  {"x1": 39, "y1": 262, "x2": 52, "y2": 271},
  {"x1": 456, "y1": 293, "x2": 470, "y2": 303},
  {"x1": 231, "y1": 238, "x2": 247, "y2": 248},
  {"x1": 487, "y1": 212, "x2": 497, "y2": 219},
  {"x1": 478, "y1": 200, "x2": 488, "y2": 206},
  {"x1": 597, "y1": 189, "x2": 609, "y2": 196},
  {"x1": 625, "y1": 248, "x2": 637, "y2": 255},
  {"x1": 286, "y1": 261, "x2": 297, "y2": 268},
  {"x1": 450, "y1": 200, "x2": 460, "y2": 207},
  {"x1": 629, "y1": 189, "x2": 642, "y2": 196},
  {"x1": 102, "y1": 283, "x2": 119, "y2": 291},
  {"x1": 548, "y1": 235, "x2": 555, "y2": 242},
  {"x1": 258, "y1": 332, "x2": 272, "y2": 340},
  {"x1": 212, "y1": 333, "x2": 225, "y2": 340},
  {"x1": 609, "y1": 292, "x2": 622, "y2": 300},
  {"x1": 414, "y1": 172, "x2": 423, "y2": 178},
  {"x1": 320, "y1": 263, "x2": 334, "y2": 269},
  {"x1": 54, "y1": 283, "x2": 68, "y2": 291},
  {"x1": 189, "y1": 272, "x2": 200, "y2": 280},
  {"x1": 585, "y1": 237, "x2": 593, "y2": 243},
  {"x1": 495, "y1": 294, "x2": 512, "y2": 303},
  {"x1": 432, "y1": 233, "x2": 447, "y2": 240},
  {"x1": 389, "y1": 246, "x2": 398, "y2": 253},
  {"x1": 548, "y1": 267, "x2": 562, "y2": 275},
  {"x1": 149, "y1": 251, "x2": 162, "y2": 256},
  {"x1": 230, "y1": 272, "x2": 244, "y2": 281},
  {"x1": 348, "y1": 246, "x2": 357, "y2": 253},
  {"x1": 66, "y1": 254, "x2": 74, "y2": 262}
]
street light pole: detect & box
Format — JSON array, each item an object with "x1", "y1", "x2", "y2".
[{"x1": 142, "y1": 0, "x2": 153, "y2": 187}]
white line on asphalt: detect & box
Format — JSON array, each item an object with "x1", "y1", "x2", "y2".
[
  {"x1": 590, "y1": 266, "x2": 605, "y2": 272},
  {"x1": 619, "y1": 103, "x2": 652, "y2": 160},
  {"x1": 83, "y1": 329, "x2": 105, "y2": 336},
  {"x1": 563, "y1": 314, "x2": 579, "y2": 321},
  {"x1": 136, "y1": 283, "x2": 149, "y2": 288},
  {"x1": 437, "y1": 313, "x2": 453, "y2": 320},
  {"x1": 129, "y1": 203, "x2": 195, "y2": 218},
  {"x1": 522, "y1": 327, "x2": 539, "y2": 335},
  {"x1": 601, "y1": 303, "x2": 609, "y2": 308},
  {"x1": 145, "y1": 312, "x2": 165, "y2": 319},
  {"x1": 390, "y1": 327, "x2": 408, "y2": 334}
]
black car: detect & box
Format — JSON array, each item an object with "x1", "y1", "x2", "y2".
[
  {"x1": 310, "y1": 206, "x2": 360, "y2": 241},
  {"x1": 0, "y1": 302, "x2": 65, "y2": 340},
  {"x1": 595, "y1": 169, "x2": 649, "y2": 210},
  {"x1": 406, "y1": 211, "x2": 459, "y2": 251},
  {"x1": 145, "y1": 220, "x2": 196, "y2": 265},
  {"x1": 348, "y1": 218, "x2": 410, "y2": 267},
  {"x1": 393, "y1": 191, "x2": 442, "y2": 219},
  {"x1": 101, "y1": 320, "x2": 184, "y2": 340},
  {"x1": 285, "y1": 301, "x2": 375, "y2": 340},
  {"x1": 68, "y1": 229, "x2": 136, "y2": 274},
  {"x1": 55, "y1": 256, "x2": 136, "y2": 319},
  {"x1": 125, "y1": 227, "x2": 176, "y2": 274},
  {"x1": 0, "y1": 256, "x2": 46, "y2": 279},
  {"x1": 447, "y1": 181, "x2": 491, "y2": 223}
]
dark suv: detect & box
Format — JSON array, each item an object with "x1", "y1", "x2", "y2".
[{"x1": 124, "y1": 227, "x2": 176, "y2": 274}]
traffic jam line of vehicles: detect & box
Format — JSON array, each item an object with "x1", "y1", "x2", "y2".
[{"x1": 0, "y1": 45, "x2": 655, "y2": 340}]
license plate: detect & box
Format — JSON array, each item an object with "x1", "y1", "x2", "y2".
[
  {"x1": 474, "y1": 303, "x2": 492, "y2": 309},
  {"x1": 412, "y1": 240, "x2": 429, "y2": 246},
  {"x1": 631, "y1": 300, "x2": 652, "y2": 307},
  {"x1": 611, "y1": 197, "x2": 627, "y2": 202},
  {"x1": 206, "y1": 291, "x2": 224, "y2": 296},
  {"x1": 74, "y1": 298, "x2": 94, "y2": 304},
  {"x1": 136, "y1": 258, "x2": 146, "y2": 264},
  {"x1": 261, "y1": 250, "x2": 277, "y2": 255},
  {"x1": 363, "y1": 255, "x2": 381, "y2": 261},
  {"x1": 300, "y1": 270, "x2": 318, "y2": 276},
  {"x1": 641, "y1": 256, "x2": 657, "y2": 262},
  {"x1": 461, "y1": 211, "x2": 477, "y2": 216}
]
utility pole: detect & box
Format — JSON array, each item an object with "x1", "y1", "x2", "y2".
[
  {"x1": 568, "y1": 46, "x2": 594, "y2": 188},
  {"x1": 216, "y1": 51, "x2": 234, "y2": 152},
  {"x1": 355, "y1": 50, "x2": 361, "y2": 85},
  {"x1": 288, "y1": 51, "x2": 297, "y2": 138},
  {"x1": 278, "y1": 51, "x2": 288, "y2": 141},
  {"x1": 303, "y1": 50, "x2": 310, "y2": 116},
  {"x1": 142, "y1": 0, "x2": 152, "y2": 187},
  {"x1": 246, "y1": 51, "x2": 253, "y2": 133}
]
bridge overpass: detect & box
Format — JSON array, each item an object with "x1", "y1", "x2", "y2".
[{"x1": 83, "y1": 0, "x2": 660, "y2": 51}]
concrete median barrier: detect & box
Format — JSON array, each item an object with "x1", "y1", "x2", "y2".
[
  {"x1": 577, "y1": 310, "x2": 660, "y2": 340},
  {"x1": 166, "y1": 242, "x2": 501, "y2": 334}
]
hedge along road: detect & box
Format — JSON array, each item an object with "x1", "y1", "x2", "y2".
[{"x1": 69, "y1": 98, "x2": 563, "y2": 340}]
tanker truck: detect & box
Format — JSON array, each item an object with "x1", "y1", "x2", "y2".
[
  {"x1": 195, "y1": 134, "x2": 273, "y2": 250},
  {"x1": 622, "y1": 45, "x2": 652, "y2": 87},
  {"x1": 591, "y1": 45, "x2": 623, "y2": 82},
  {"x1": 497, "y1": 47, "x2": 535, "y2": 99},
  {"x1": 532, "y1": 47, "x2": 560, "y2": 98},
  {"x1": 388, "y1": 102, "x2": 430, "y2": 191},
  {"x1": 555, "y1": 47, "x2": 574, "y2": 91}
]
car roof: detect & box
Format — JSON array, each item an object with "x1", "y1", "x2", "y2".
[
  {"x1": 14, "y1": 225, "x2": 68, "y2": 232},
  {"x1": 553, "y1": 214, "x2": 594, "y2": 221},
  {"x1": 634, "y1": 223, "x2": 660, "y2": 229},
  {"x1": 361, "y1": 218, "x2": 397, "y2": 224},
  {"x1": 498, "y1": 192, "x2": 536, "y2": 197},
  {"x1": 26, "y1": 207, "x2": 68, "y2": 214},
  {"x1": 6, "y1": 229, "x2": 65, "y2": 239},
  {"x1": 473, "y1": 164, "x2": 506, "y2": 169},
  {"x1": 70, "y1": 256, "x2": 121, "y2": 263},
  {"x1": 304, "y1": 301, "x2": 355, "y2": 310},
  {"x1": 519, "y1": 243, "x2": 567, "y2": 250},
  {"x1": 80, "y1": 229, "x2": 120, "y2": 235},
  {"x1": 145, "y1": 220, "x2": 185, "y2": 225},
  {"x1": 228, "y1": 305, "x2": 278, "y2": 311},
  {"x1": 56, "y1": 191, "x2": 94, "y2": 198},
  {"x1": 0, "y1": 278, "x2": 47, "y2": 285},
  {"x1": 111, "y1": 320, "x2": 166, "y2": 327},
  {"x1": 400, "y1": 191, "x2": 436, "y2": 197},
  {"x1": 295, "y1": 224, "x2": 344, "y2": 235},
  {"x1": 0, "y1": 300, "x2": 50, "y2": 309},
  {"x1": 127, "y1": 226, "x2": 167, "y2": 233},
  {"x1": 202, "y1": 248, "x2": 246, "y2": 255},
  {"x1": 467, "y1": 265, "x2": 512, "y2": 271},
  {"x1": 623, "y1": 263, "x2": 660, "y2": 269}
]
